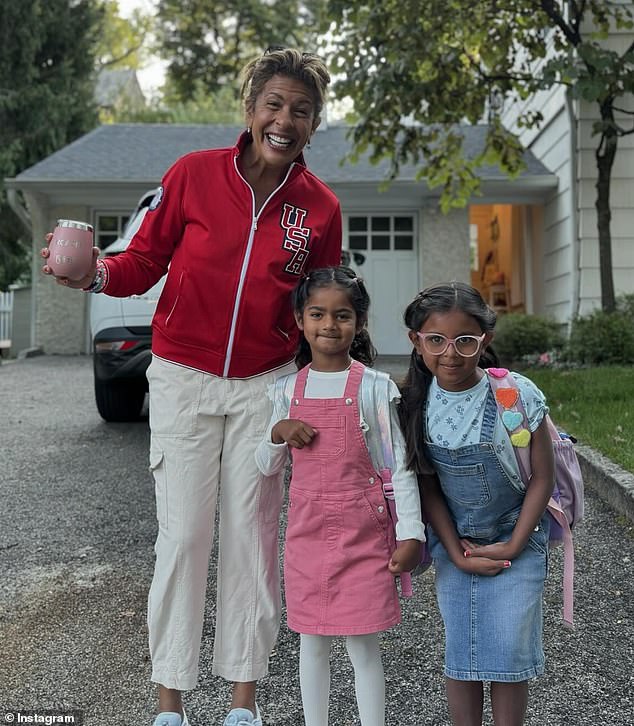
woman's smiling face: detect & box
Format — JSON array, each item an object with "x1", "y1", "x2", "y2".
[{"x1": 246, "y1": 74, "x2": 319, "y2": 171}]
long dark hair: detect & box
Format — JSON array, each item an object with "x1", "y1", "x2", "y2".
[
  {"x1": 399, "y1": 281, "x2": 500, "y2": 476},
  {"x1": 292, "y1": 265, "x2": 377, "y2": 368}
]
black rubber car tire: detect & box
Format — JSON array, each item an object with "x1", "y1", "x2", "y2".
[{"x1": 94, "y1": 376, "x2": 146, "y2": 422}]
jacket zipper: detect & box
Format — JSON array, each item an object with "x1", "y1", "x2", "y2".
[{"x1": 223, "y1": 158, "x2": 296, "y2": 377}]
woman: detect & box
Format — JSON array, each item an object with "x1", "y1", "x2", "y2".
[{"x1": 42, "y1": 48, "x2": 342, "y2": 726}]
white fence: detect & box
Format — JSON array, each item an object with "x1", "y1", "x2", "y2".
[{"x1": 0, "y1": 289, "x2": 14, "y2": 343}]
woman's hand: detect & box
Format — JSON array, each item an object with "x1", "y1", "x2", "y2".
[
  {"x1": 41, "y1": 232, "x2": 100, "y2": 289},
  {"x1": 271, "y1": 419, "x2": 317, "y2": 448},
  {"x1": 388, "y1": 539, "x2": 421, "y2": 574}
]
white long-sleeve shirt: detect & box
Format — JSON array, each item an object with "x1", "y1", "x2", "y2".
[{"x1": 255, "y1": 365, "x2": 425, "y2": 542}]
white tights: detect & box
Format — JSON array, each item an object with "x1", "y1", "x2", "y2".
[{"x1": 299, "y1": 633, "x2": 385, "y2": 726}]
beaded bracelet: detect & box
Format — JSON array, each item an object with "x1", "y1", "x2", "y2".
[{"x1": 83, "y1": 258, "x2": 109, "y2": 293}]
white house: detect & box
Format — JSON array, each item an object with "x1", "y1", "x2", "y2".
[{"x1": 5, "y1": 122, "x2": 558, "y2": 356}]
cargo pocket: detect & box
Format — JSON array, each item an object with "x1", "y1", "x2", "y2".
[
  {"x1": 147, "y1": 356, "x2": 202, "y2": 437},
  {"x1": 259, "y1": 470, "x2": 285, "y2": 524},
  {"x1": 149, "y1": 444, "x2": 167, "y2": 528}
]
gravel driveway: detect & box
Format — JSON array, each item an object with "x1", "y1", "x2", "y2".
[{"x1": 0, "y1": 355, "x2": 632, "y2": 725}]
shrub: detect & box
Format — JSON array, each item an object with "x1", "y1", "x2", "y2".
[
  {"x1": 492, "y1": 313, "x2": 564, "y2": 365},
  {"x1": 567, "y1": 307, "x2": 634, "y2": 365},
  {"x1": 617, "y1": 293, "x2": 634, "y2": 319}
]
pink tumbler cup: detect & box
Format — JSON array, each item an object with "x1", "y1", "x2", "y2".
[{"x1": 48, "y1": 219, "x2": 94, "y2": 281}]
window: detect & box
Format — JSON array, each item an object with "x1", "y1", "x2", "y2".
[
  {"x1": 346, "y1": 214, "x2": 415, "y2": 252},
  {"x1": 94, "y1": 213, "x2": 131, "y2": 250}
]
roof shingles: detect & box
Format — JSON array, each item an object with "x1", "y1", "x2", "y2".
[{"x1": 13, "y1": 123, "x2": 553, "y2": 184}]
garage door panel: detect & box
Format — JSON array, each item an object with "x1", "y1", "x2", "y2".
[
  {"x1": 360, "y1": 254, "x2": 418, "y2": 354},
  {"x1": 344, "y1": 212, "x2": 419, "y2": 355}
]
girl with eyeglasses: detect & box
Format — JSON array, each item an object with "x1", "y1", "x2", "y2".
[{"x1": 398, "y1": 282, "x2": 554, "y2": 726}]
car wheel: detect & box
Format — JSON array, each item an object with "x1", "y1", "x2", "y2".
[{"x1": 94, "y1": 376, "x2": 146, "y2": 422}]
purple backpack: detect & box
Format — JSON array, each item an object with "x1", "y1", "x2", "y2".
[{"x1": 486, "y1": 368, "x2": 584, "y2": 627}]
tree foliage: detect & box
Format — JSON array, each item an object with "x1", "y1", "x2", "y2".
[
  {"x1": 327, "y1": 0, "x2": 634, "y2": 311},
  {"x1": 116, "y1": 84, "x2": 243, "y2": 124},
  {"x1": 0, "y1": 0, "x2": 103, "y2": 290},
  {"x1": 95, "y1": 0, "x2": 153, "y2": 71},
  {"x1": 155, "y1": 0, "x2": 327, "y2": 102}
]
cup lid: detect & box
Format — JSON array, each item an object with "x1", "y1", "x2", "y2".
[{"x1": 56, "y1": 219, "x2": 94, "y2": 232}]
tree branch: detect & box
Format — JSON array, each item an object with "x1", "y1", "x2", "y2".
[
  {"x1": 569, "y1": 0, "x2": 586, "y2": 37},
  {"x1": 461, "y1": 48, "x2": 537, "y2": 85},
  {"x1": 540, "y1": 0, "x2": 581, "y2": 46},
  {"x1": 612, "y1": 105, "x2": 634, "y2": 116},
  {"x1": 98, "y1": 43, "x2": 144, "y2": 69},
  {"x1": 472, "y1": 61, "x2": 573, "y2": 88}
]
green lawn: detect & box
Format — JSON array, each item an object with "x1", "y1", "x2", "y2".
[{"x1": 523, "y1": 366, "x2": 634, "y2": 474}]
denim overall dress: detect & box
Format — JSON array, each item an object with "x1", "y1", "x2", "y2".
[
  {"x1": 425, "y1": 382, "x2": 549, "y2": 682},
  {"x1": 284, "y1": 361, "x2": 401, "y2": 636}
]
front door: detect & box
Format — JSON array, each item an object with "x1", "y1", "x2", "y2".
[{"x1": 343, "y1": 213, "x2": 419, "y2": 355}]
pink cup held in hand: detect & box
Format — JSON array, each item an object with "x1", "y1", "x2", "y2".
[{"x1": 48, "y1": 219, "x2": 94, "y2": 281}]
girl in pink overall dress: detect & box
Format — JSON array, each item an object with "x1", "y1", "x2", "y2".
[
  {"x1": 285, "y1": 360, "x2": 401, "y2": 635},
  {"x1": 255, "y1": 267, "x2": 425, "y2": 726}
]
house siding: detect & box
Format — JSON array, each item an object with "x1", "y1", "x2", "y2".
[
  {"x1": 577, "y1": 93, "x2": 634, "y2": 314},
  {"x1": 501, "y1": 28, "x2": 574, "y2": 322},
  {"x1": 510, "y1": 104, "x2": 574, "y2": 321}
]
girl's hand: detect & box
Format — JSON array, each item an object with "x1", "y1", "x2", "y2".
[
  {"x1": 41, "y1": 233, "x2": 100, "y2": 289},
  {"x1": 458, "y1": 555, "x2": 511, "y2": 577},
  {"x1": 460, "y1": 538, "x2": 517, "y2": 563},
  {"x1": 388, "y1": 539, "x2": 421, "y2": 574},
  {"x1": 271, "y1": 419, "x2": 316, "y2": 448}
]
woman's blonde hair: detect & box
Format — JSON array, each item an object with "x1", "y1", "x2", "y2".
[{"x1": 240, "y1": 47, "x2": 330, "y2": 121}]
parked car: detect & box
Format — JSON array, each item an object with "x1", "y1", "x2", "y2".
[{"x1": 89, "y1": 189, "x2": 164, "y2": 422}]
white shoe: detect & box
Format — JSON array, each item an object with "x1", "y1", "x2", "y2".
[
  {"x1": 152, "y1": 707, "x2": 189, "y2": 726},
  {"x1": 222, "y1": 704, "x2": 262, "y2": 726}
]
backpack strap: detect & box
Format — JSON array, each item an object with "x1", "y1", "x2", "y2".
[
  {"x1": 372, "y1": 377, "x2": 414, "y2": 598},
  {"x1": 485, "y1": 368, "x2": 575, "y2": 628},
  {"x1": 486, "y1": 368, "x2": 532, "y2": 481},
  {"x1": 547, "y1": 498, "x2": 575, "y2": 627}
]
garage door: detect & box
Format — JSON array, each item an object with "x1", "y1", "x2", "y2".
[{"x1": 343, "y1": 213, "x2": 419, "y2": 355}]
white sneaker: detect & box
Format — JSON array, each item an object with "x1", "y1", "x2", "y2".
[
  {"x1": 152, "y1": 708, "x2": 189, "y2": 726},
  {"x1": 222, "y1": 704, "x2": 262, "y2": 726}
]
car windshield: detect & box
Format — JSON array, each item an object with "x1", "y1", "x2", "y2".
[
  {"x1": 102, "y1": 189, "x2": 157, "y2": 257},
  {"x1": 123, "y1": 207, "x2": 148, "y2": 240}
]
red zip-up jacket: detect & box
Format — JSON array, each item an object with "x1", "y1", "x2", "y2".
[{"x1": 102, "y1": 132, "x2": 342, "y2": 378}]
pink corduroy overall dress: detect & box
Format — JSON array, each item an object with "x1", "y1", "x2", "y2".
[{"x1": 284, "y1": 361, "x2": 401, "y2": 636}]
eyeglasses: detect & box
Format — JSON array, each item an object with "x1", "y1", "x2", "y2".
[{"x1": 416, "y1": 332, "x2": 486, "y2": 357}]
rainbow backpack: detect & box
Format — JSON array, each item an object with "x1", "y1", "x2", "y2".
[{"x1": 486, "y1": 367, "x2": 584, "y2": 627}]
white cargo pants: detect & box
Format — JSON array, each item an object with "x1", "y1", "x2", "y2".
[{"x1": 146, "y1": 355, "x2": 293, "y2": 690}]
